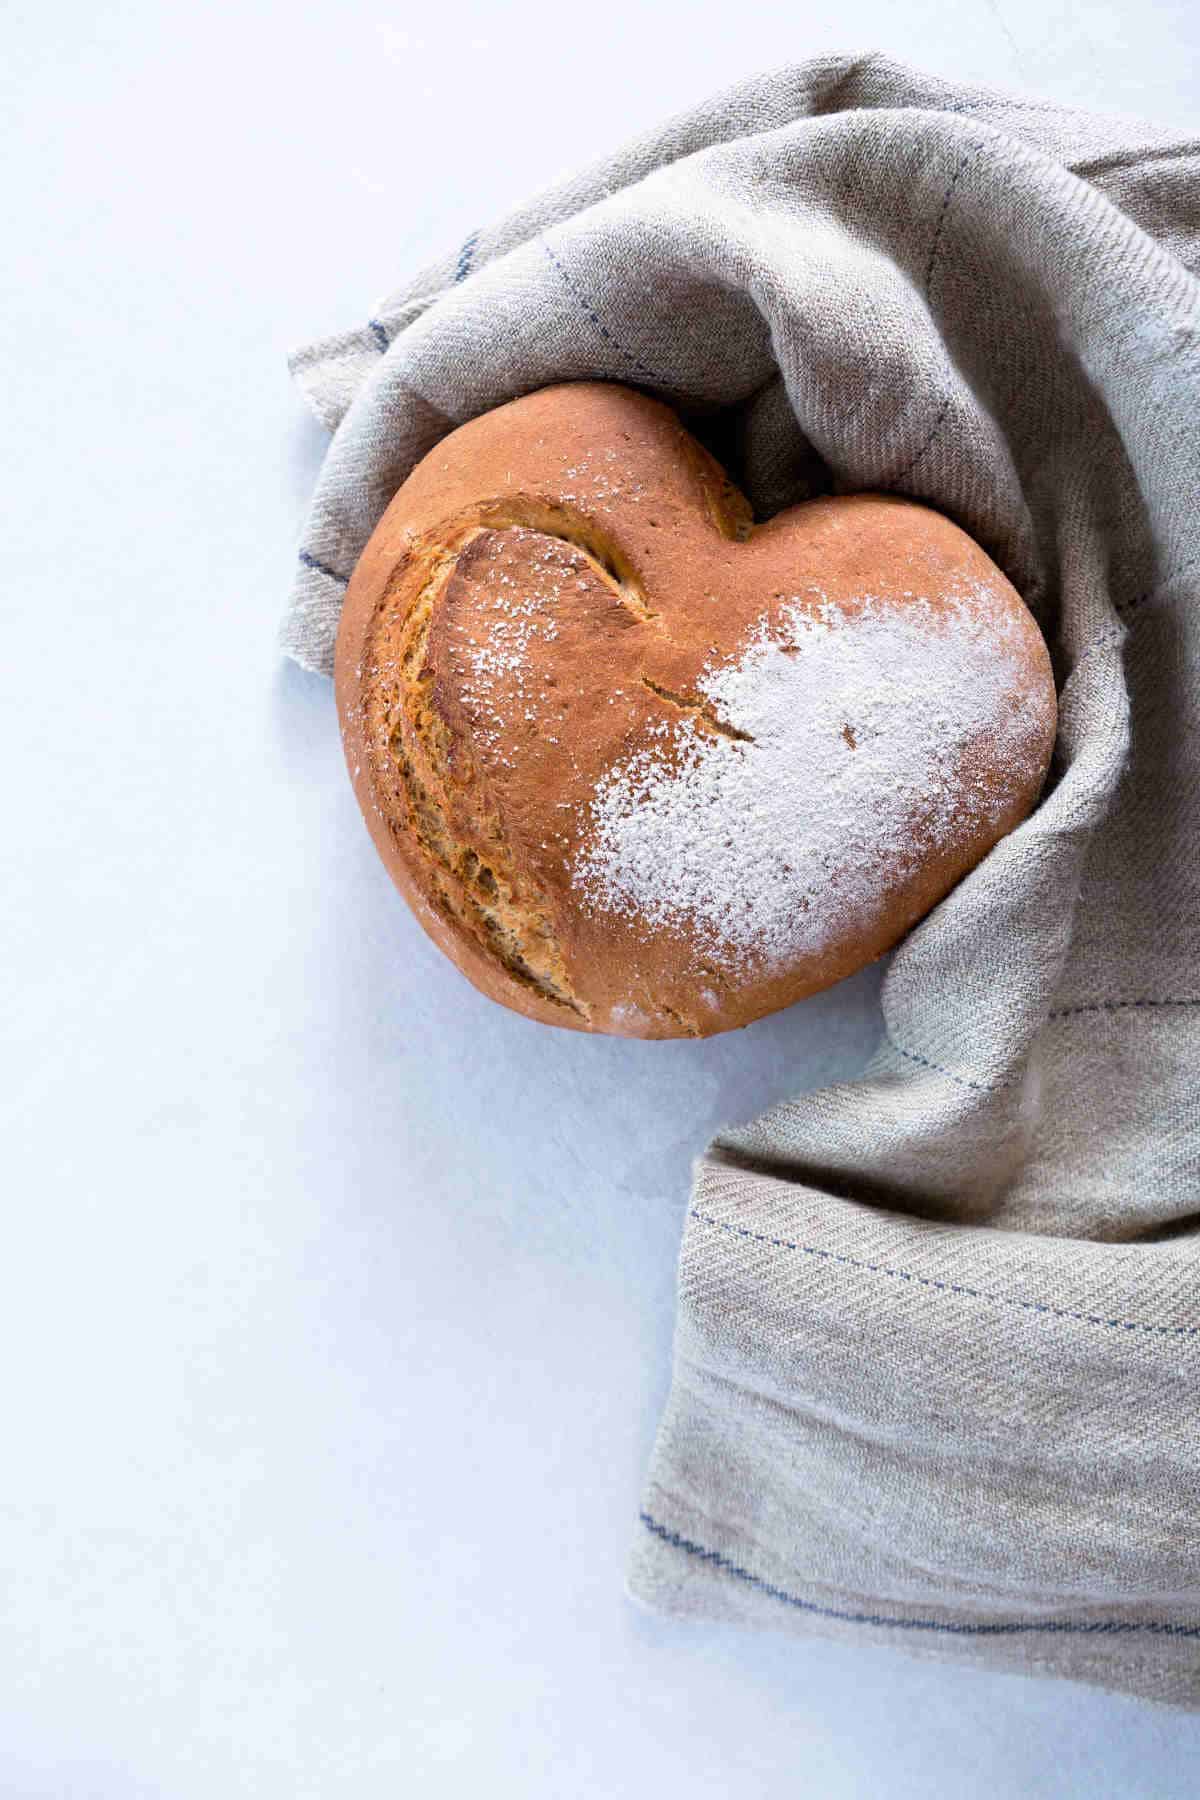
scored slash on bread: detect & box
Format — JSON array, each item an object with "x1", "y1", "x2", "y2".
[{"x1": 335, "y1": 382, "x2": 1057, "y2": 1039}]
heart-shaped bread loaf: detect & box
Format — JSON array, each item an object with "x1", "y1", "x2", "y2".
[{"x1": 336, "y1": 382, "x2": 1056, "y2": 1038}]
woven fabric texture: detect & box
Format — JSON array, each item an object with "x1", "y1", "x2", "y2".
[{"x1": 282, "y1": 55, "x2": 1200, "y2": 1705}]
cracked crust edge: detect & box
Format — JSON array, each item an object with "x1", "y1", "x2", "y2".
[{"x1": 350, "y1": 517, "x2": 600, "y2": 1023}]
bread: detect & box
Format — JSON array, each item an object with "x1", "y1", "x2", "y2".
[{"x1": 335, "y1": 381, "x2": 1057, "y2": 1038}]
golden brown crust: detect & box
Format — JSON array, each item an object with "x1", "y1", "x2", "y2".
[{"x1": 335, "y1": 382, "x2": 1057, "y2": 1038}]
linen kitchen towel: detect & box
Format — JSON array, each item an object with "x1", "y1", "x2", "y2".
[{"x1": 283, "y1": 55, "x2": 1200, "y2": 1705}]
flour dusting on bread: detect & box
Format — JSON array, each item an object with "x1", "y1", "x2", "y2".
[
  {"x1": 336, "y1": 380, "x2": 1057, "y2": 1035},
  {"x1": 573, "y1": 588, "x2": 1043, "y2": 972}
]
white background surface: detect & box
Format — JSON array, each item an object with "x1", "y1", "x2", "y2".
[{"x1": 6, "y1": 1, "x2": 1200, "y2": 1794}]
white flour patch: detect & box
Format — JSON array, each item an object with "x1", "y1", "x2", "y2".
[
  {"x1": 609, "y1": 1000, "x2": 650, "y2": 1031},
  {"x1": 572, "y1": 591, "x2": 1044, "y2": 972}
]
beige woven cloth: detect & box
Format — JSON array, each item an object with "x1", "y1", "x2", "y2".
[{"x1": 283, "y1": 56, "x2": 1200, "y2": 1705}]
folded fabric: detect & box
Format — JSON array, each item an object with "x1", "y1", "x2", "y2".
[{"x1": 282, "y1": 54, "x2": 1200, "y2": 1707}]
